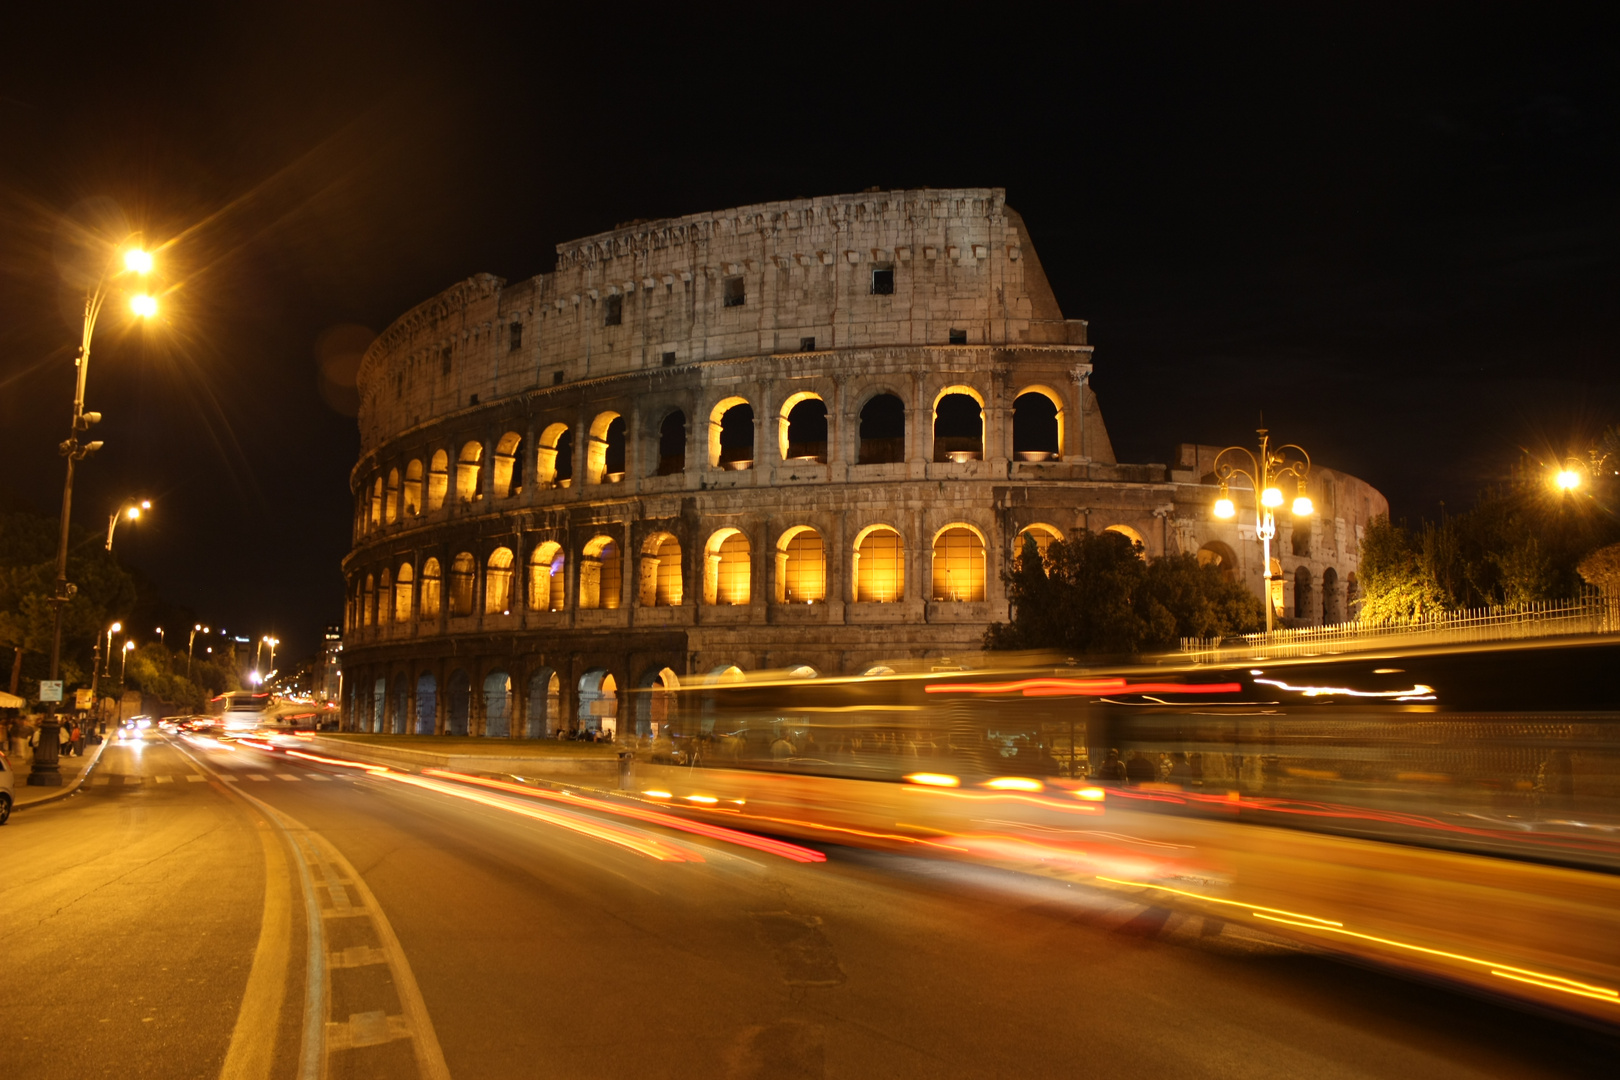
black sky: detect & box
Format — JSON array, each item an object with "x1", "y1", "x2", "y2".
[{"x1": 2, "y1": 2, "x2": 1616, "y2": 663}]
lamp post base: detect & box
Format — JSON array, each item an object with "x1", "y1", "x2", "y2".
[
  {"x1": 26, "y1": 768, "x2": 64, "y2": 787},
  {"x1": 26, "y1": 719, "x2": 65, "y2": 785}
]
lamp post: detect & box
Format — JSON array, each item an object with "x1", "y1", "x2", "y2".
[
  {"x1": 87, "y1": 620, "x2": 120, "y2": 730},
  {"x1": 155, "y1": 626, "x2": 164, "y2": 647},
  {"x1": 1210, "y1": 428, "x2": 1313, "y2": 634},
  {"x1": 1553, "y1": 449, "x2": 1615, "y2": 494},
  {"x1": 32, "y1": 243, "x2": 157, "y2": 787},
  {"x1": 263, "y1": 635, "x2": 279, "y2": 673},
  {"x1": 187, "y1": 624, "x2": 209, "y2": 677},
  {"x1": 105, "y1": 498, "x2": 152, "y2": 550},
  {"x1": 119, "y1": 638, "x2": 135, "y2": 681}
]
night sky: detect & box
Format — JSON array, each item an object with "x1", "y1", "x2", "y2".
[{"x1": 2, "y1": 3, "x2": 1615, "y2": 663}]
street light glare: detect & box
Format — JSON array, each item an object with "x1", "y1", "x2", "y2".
[
  {"x1": 110, "y1": 621, "x2": 122, "y2": 633},
  {"x1": 1293, "y1": 495, "x2": 1314, "y2": 516},
  {"x1": 124, "y1": 249, "x2": 153, "y2": 274},
  {"x1": 140, "y1": 499, "x2": 152, "y2": 509},
  {"x1": 1555, "y1": 469, "x2": 1581, "y2": 491},
  {"x1": 130, "y1": 294, "x2": 158, "y2": 318},
  {"x1": 126, "y1": 506, "x2": 141, "y2": 520},
  {"x1": 1261, "y1": 486, "x2": 1284, "y2": 508},
  {"x1": 1214, "y1": 497, "x2": 1236, "y2": 519}
]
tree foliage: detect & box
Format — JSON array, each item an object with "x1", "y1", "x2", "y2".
[
  {"x1": 984, "y1": 531, "x2": 1262, "y2": 655},
  {"x1": 1577, "y1": 541, "x2": 1620, "y2": 596}
]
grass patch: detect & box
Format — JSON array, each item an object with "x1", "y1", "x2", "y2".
[{"x1": 318, "y1": 734, "x2": 618, "y2": 757}]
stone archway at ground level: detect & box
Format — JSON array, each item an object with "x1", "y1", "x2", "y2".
[
  {"x1": 415, "y1": 673, "x2": 437, "y2": 734},
  {"x1": 577, "y1": 669, "x2": 618, "y2": 738},
  {"x1": 391, "y1": 674, "x2": 410, "y2": 735},
  {"x1": 483, "y1": 670, "x2": 512, "y2": 737},
  {"x1": 634, "y1": 667, "x2": 679, "y2": 739},
  {"x1": 525, "y1": 668, "x2": 560, "y2": 738},
  {"x1": 446, "y1": 669, "x2": 471, "y2": 736}
]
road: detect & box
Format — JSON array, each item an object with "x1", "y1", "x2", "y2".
[{"x1": 3, "y1": 732, "x2": 1615, "y2": 1079}]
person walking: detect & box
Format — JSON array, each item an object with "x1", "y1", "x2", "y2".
[
  {"x1": 71, "y1": 721, "x2": 85, "y2": 757},
  {"x1": 1098, "y1": 748, "x2": 1127, "y2": 784},
  {"x1": 1125, "y1": 750, "x2": 1158, "y2": 786}
]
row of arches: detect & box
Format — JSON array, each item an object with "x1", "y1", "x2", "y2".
[
  {"x1": 357, "y1": 387, "x2": 1067, "y2": 535},
  {"x1": 348, "y1": 522, "x2": 1001, "y2": 629}
]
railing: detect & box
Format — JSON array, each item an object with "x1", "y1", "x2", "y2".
[{"x1": 1180, "y1": 591, "x2": 1620, "y2": 663}]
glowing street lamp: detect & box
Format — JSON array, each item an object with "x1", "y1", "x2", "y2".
[
  {"x1": 1210, "y1": 428, "x2": 1313, "y2": 634},
  {"x1": 105, "y1": 497, "x2": 152, "y2": 550},
  {"x1": 187, "y1": 623, "x2": 211, "y2": 677},
  {"x1": 119, "y1": 638, "x2": 135, "y2": 681}
]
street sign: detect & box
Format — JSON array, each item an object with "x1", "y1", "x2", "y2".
[
  {"x1": 75, "y1": 688, "x2": 95, "y2": 711},
  {"x1": 39, "y1": 680, "x2": 63, "y2": 702}
]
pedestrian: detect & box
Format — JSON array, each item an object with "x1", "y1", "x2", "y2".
[
  {"x1": 1125, "y1": 750, "x2": 1157, "y2": 786},
  {"x1": 1098, "y1": 748, "x2": 1127, "y2": 783},
  {"x1": 1169, "y1": 751, "x2": 1193, "y2": 784},
  {"x1": 71, "y1": 721, "x2": 85, "y2": 756}
]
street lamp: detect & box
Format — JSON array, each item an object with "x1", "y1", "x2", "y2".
[
  {"x1": 155, "y1": 626, "x2": 164, "y2": 647},
  {"x1": 87, "y1": 619, "x2": 121, "y2": 728},
  {"x1": 262, "y1": 635, "x2": 280, "y2": 672},
  {"x1": 119, "y1": 638, "x2": 135, "y2": 682},
  {"x1": 187, "y1": 623, "x2": 210, "y2": 678},
  {"x1": 105, "y1": 498, "x2": 152, "y2": 550},
  {"x1": 1552, "y1": 449, "x2": 1615, "y2": 494},
  {"x1": 1210, "y1": 428, "x2": 1313, "y2": 634},
  {"x1": 32, "y1": 240, "x2": 157, "y2": 787}
]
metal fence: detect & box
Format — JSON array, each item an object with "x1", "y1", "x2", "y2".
[{"x1": 1179, "y1": 592, "x2": 1620, "y2": 663}]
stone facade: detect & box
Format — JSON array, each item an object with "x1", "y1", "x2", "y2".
[{"x1": 340, "y1": 188, "x2": 1387, "y2": 737}]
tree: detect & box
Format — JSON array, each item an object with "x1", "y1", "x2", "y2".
[
  {"x1": 985, "y1": 530, "x2": 1262, "y2": 655},
  {"x1": 1355, "y1": 516, "x2": 1449, "y2": 623},
  {"x1": 1577, "y1": 541, "x2": 1620, "y2": 596}
]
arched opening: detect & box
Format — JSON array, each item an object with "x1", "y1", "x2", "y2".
[
  {"x1": 779, "y1": 392, "x2": 828, "y2": 462},
  {"x1": 372, "y1": 677, "x2": 386, "y2": 733},
  {"x1": 1294, "y1": 566, "x2": 1314, "y2": 621},
  {"x1": 483, "y1": 670, "x2": 512, "y2": 737},
  {"x1": 403, "y1": 459, "x2": 423, "y2": 516},
  {"x1": 709, "y1": 397, "x2": 755, "y2": 469},
  {"x1": 449, "y1": 552, "x2": 476, "y2": 616},
  {"x1": 932, "y1": 388, "x2": 984, "y2": 463},
  {"x1": 394, "y1": 562, "x2": 414, "y2": 623},
  {"x1": 1103, "y1": 524, "x2": 1146, "y2": 556},
  {"x1": 446, "y1": 669, "x2": 471, "y2": 736},
  {"x1": 579, "y1": 535, "x2": 622, "y2": 610},
  {"x1": 704, "y1": 528, "x2": 751, "y2": 605},
  {"x1": 705, "y1": 665, "x2": 746, "y2": 686},
  {"x1": 858, "y1": 393, "x2": 906, "y2": 464},
  {"x1": 362, "y1": 574, "x2": 375, "y2": 627},
  {"x1": 526, "y1": 669, "x2": 560, "y2": 737},
  {"x1": 776, "y1": 526, "x2": 826, "y2": 603},
  {"x1": 536, "y1": 423, "x2": 573, "y2": 487},
  {"x1": 427, "y1": 450, "x2": 449, "y2": 510},
  {"x1": 657, "y1": 410, "x2": 687, "y2": 476},
  {"x1": 1322, "y1": 566, "x2": 1341, "y2": 623},
  {"x1": 370, "y1": 477, "x2": 383, "y2": 528},
  {"x1": 391, "y1": 674, "x2": 409, "y2": 735},
  {"x1": 932, "y1": 525, "x2": 987, "y2": 602},
  {"x1": 635, "y1": 667, "x2": 679, "y2": 739},
  {"x1": 1197, "y1": 541, "x2": 1239, "y2": 583},
  {"x1": 577, "y1": 669, "x2": 618, "y2": 738},
  {"x1": 455, "y1": 441, "x2": 483, "y2": 503},
  {"x1": 1017, "y1": 524, "x2": 1063, "y2": 562},
  {"x1": 414, "y1": 673, "x2": 436, "y2": 734},
  {"x1": 385, "y1": 468, "x2": 400, "y2": 524},
  {"x1": 1012, "y1": 388, "x2": 1063, "y2": 461},
  {"x1": 377, "y1": 569, "x2": 392, "y2": 625},
  {"x1": 419, "y1": 558, "x2": 442, "y2": 619},
  {"x1": 527, "y1": 541, "x2": 564, "y2": 611},
  {"x1": 640, "y1": 533, "x2": 683, "y2": 607},
  {"x1": 485, "y1": 547, "x2": 515, "y2": 614},
  {"x1": 587, "y1": 412, "x2": 625, "y2": 484},
  {"x1": 853, "y1": 525, "x2": 904, "y2": 603},
  {"x1": 491, "y1": 432, "x2": 523, "y2": 498}
]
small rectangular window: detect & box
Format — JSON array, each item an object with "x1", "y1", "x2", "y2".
[
  {"x1": 441, "y1": 346, "x2": 453, "y2": 375},
  {"x1": 604, "y1": 294, "x2": 623, "y2": 326},
  {"x1": 723, "y1": 276, "x2": 745, "y2": 307},
  {"x1": 469, "y1": 393, "x2": 479, "y2": 406},
  {"x1": 949, "y1": 328, "x2": 967, "y2": 345},
  {"x1": 800, "y1": 336, "x2": 816, "y2": 352},
  {"x1": 661, "y1": 351, "x2": 677, "y2": 366},
  {"x1": 870, "y1": 266, "x2": 895, "y2": 295},
  {"x1": 509, "y1": 322, "x2": 523, "y2": 351},
  {"x1": 552, "y1": 370, "x2": 564, "y2": 385}
]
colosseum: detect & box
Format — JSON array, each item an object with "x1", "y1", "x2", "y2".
[{"x1": 340, "y1": 188, "x2": 1387, "y2": 737}]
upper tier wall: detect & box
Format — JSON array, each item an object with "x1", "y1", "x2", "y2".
[{"x1": 357, "y1": 188, "x2": 1086, "y2": 451}]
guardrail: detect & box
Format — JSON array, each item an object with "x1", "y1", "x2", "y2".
[{"x1": 1180, "y1": 592, "x2": 1620, "y2": 663}]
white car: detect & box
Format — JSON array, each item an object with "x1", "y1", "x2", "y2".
[{"x1": 0, "y1": 747, "x2": 13, "y2": 825}]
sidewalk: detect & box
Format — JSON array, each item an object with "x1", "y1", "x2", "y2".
[{"x1": 13, "y1": 736, "x2": 111, "y2": 809}]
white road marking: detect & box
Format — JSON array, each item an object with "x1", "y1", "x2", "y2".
[
  {"x1": 157, "y1": 775, "x2": 174, "y2": 783},
  {"x1": 277, "y1": 773, "x2": 302, "y2": 781},
  {"x1": 307, "y1": 776, "x2": 332, "y2": 782},
  {"x1": 247, "y1": 774, "x2": 270, "y2": 782},
  {"x1": 221, "y1": 776, "x2": 240, "y2": 783},
  {"x1": 187, "y1": 774, "x2": 206, "y2": 782}
]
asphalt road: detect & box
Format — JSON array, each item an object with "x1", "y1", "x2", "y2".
[{"x1": 3, "y1": 732, "x2": 1615, "y2": 1079}]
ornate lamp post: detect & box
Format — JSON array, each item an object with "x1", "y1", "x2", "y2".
[
  {"x1": 31, "y1": 244, "x2": 157, "y2": 786},
  {"x1": 105, "y1": 498, "x2": 151, "y2": 550},
  {"x1": 1210, "y1": 428, "x2": 1314, "y2": 634}
]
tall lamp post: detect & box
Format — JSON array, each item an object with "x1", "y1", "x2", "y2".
[
  {"x1": 262, "y1": 635, "x2": 279, "y2": 675},
  {"x1": 31, "y1": 243, "x2": 157, "y2": 786},
  {"x1": 87, "y1": 620, "x2": 120, "y2": 730},
  {"x1": 105, "y1": 498, "x2": 151, "y2": 550},
  {"x1": 187, "y1": 623, "x2": 209, "y2": 677},
  {"x1": 1210, "y1": 429, "x2": 1314, "y2": 634}
]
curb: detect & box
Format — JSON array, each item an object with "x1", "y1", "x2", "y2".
[{"x1": 14, "y1": 735, "x2": 112, "y2": 811}]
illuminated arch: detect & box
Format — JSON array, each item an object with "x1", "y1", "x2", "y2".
[
  {"x1": 853, "y1": 524, "x2": 904, "y2": 603},
  {"x1": 485, "y1": 547, "x2": 515, "y2": 614},
  {"x1": 708, "y1": 396, "x2": 754, "y2": 469},
  {"x1": 703, "y1": 528, "x2": 751, "y2": 605},
  {"x1": 384, "y1": 468, "x2": 400, "y2": 524},
  {"x1": 586, "y1": 411, "x2": 625, "y2": 484},
  {"x1": 427, "y1": 449, "x2": 449, "y2": 510},
  {"x1": 394, "y1": 561, "x2": 414, "y2": 623},
  {"x1": 775, "y1": 526, "x2": 826, "y2": 603},
  {"x1": 449, "y1": 552, "x2": 476, "y2": 616},
  {"x1": 403, "y1": 459, "x2": 423, "y2": 516},
  {"x1": 482, "y1": 670, "x2": 512, "y2": 737},
  {"x1": 579, "y1": 535, "x2": 622, "y2": 610},
  {"x1": 778, "y1": 391, "x2": 828, "y2": 462},
  {"x1": 639, "y1": 532, "x2": 683, "y2": 607},
  {"x1": 419, "y1": 558, "x2": 442, "y2": 619},
  {"x1": 528, "y1": 541, "x2": 564, "y2": 611},
  {"x1": 1197, "y1": 540, "x2": 1239, "y2": 583},
  {"x1": 1012, "y1": 385, "x2": 1064, "y2": 460},
  {"x1": 491, "y1": 431, "x2": 523, "y2": 498},
  {"x1": 1017, "y1": 523, "x2": 1063, "y2": 561},
  {"x1": 634, "y1": 666, "x2": 681, "y2": 737},
  {"x1": 704, "y1": 665, "x2": 746, "y2": 686},
  {"x1": 455, "y1": 441, "x2": 483, "y2": 502},
  {"x1": 525, "y1": 669, "x2": 560, "y2": 737},
  {"x1": 363, "y1": 572, "x2": 377, "y2": 626},
  {"x1": 369, "y1": 477, "x2": 383, "y2": 527},
  {"x1": 1103, "y1": 524, "x2": 1146, "y2": 554},
  {"x1": 577, "y1": 668, "x2": 619, "y2": 735},
  {"x1": 932, "y1": 385, "x2": 984, "y2": 463},
  {"x1": 536, "y1": 422, "x2": 572, "y2": 486},
  {"x1": 931, "y1": 524, "x2": 987, "y2": 602}
]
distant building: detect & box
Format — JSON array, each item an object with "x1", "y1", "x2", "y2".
[
  {"x1": 341, "y1": 188, "x2": 1386, "y2": 738},
  {"x1": 321, "y1": 626, "x2": 343, "y2": 702}
]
